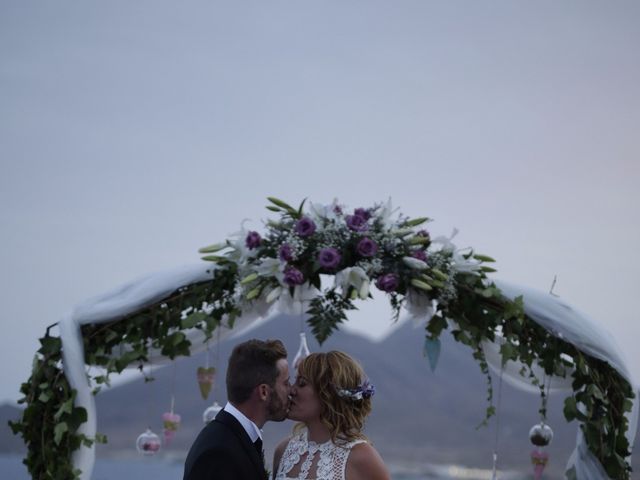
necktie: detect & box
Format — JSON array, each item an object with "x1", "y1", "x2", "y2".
[{"x1": 253, "y1": 437, "x2": 263, "y2": 456}]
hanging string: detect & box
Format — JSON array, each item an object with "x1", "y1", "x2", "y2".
[
  {"x1": 491, "y1": 363, "x2": 505, "y2": 480},
  {"x1": 215, "y1": 326, "x2": 220, "y2": 402},
  {"x1": 170, "y1": 361, "x2": 177, "y2": 414}
]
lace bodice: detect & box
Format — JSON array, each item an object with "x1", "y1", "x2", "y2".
[{"x1": 275, "y1": 428, "x2": 366, "y2": 480}]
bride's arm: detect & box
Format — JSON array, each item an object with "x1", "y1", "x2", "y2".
[
  {"x1": 345, "y1": 443, "x2": 390, "y2": 480},
  {"x1": 272, "y1": 437, "x2": 290, "y2": 479}
]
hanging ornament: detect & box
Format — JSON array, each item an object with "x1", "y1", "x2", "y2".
[
  {"x1": 529, "y1": 422, "x2": 554, "y2": 447},
  {"x1": 136, "y1": 345, "x2": 160, "y2": 455},
  {"x1": 197, "y1": 367, "x2": 216, "y2": 400},
  {"x1": 197, "y1": 341, "x2": 216, "y2": 400},
  {"x1": 203, "y1": 401, "x2": 223, "y2": 423},
  {"x1": 530, "y1": 448, "x2": 550, "y2": 480},
  {"x1": 202, "y1": 327, "x2": 223, "y2": 424},
  {"x1": 292, "y1": 332, "x2": 311, "y2": 371},
  {"x1": 528, "y1": 375, "x2": 553, "y2": 479},
  {"x1": 163, "y1": 362, "x2": 181, "y2": 445},
  {"x1": 136, "y1": 428, "x2": 161, "y2": 455},
  {"x1": 162, "y1": 411, "x2": 181, "y2": 444}
]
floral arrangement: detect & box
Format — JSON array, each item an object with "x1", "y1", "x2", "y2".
[
  {"x1": 336, "y1": 379, "x2": 376, "y2": 401},
  {"x1": 197, "y1": 197, "x2": 495, "y2": 343}
]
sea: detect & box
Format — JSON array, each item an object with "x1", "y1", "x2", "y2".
[{"x1": 0, "y1": 454, "x2": 530, "y2": 479}]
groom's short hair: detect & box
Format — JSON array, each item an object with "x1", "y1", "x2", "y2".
[{"x1": 226, "y1": 339, "x2": 287, "y2": 404}]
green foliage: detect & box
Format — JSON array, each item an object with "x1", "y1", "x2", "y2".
[{"x1": 307, "y1": 289, "x2": 356, "y2": 345}]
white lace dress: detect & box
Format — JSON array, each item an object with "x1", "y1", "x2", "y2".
[{"x1": 275, "y1": 428, "x2": 367, "y2": 480}]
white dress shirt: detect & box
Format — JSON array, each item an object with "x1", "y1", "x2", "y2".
[{"x1": 224, "y1": 401, "x2": 263, "y2": 443}]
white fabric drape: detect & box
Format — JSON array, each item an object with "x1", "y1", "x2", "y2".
[
  {"x1": 486, "y1": 280, "x2": 639, "y2": 479},
  {"x1": 58, "y1": 267, "x2": 637, "y2": 479}
]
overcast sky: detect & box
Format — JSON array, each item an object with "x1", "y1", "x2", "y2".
[{"x1": 1, "y1": 1, "x2": 639, "y2": 404}]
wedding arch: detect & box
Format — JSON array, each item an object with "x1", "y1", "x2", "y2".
[{"x1": 10, "y1": 198, "x2": 638, "y2": 479}]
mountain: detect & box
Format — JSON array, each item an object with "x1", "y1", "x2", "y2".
[{"x1": 4, "y1": 315, "x2": 639, "y2": 478}]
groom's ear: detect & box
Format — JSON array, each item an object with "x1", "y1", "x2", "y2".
[{"x1": 257, "y1": 383, "x2": 269, "y2": 401}]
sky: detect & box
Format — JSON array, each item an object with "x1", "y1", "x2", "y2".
[{"x1": 1, "y1": 1, "x2": 639, "y2": 405}]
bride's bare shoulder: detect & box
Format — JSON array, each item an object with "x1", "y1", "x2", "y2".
[{"x1": 346, "y1": 442, "x2": 390, "y2": 480}]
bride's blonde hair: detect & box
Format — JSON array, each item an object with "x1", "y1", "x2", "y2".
[{"x1": 295, "y1": 351, "x2": 372, "y2": 444}]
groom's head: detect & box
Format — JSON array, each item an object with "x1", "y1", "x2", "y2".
[{"x1": 226, "y1": 339, "x2": 290, "y2": 423}]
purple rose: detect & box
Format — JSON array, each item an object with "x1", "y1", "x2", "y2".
[
  {"x1": 411, "y1": 249, "x2": 427, "y2": 262},
  {"x1": 376, "y1": 273, "x2": 399, "y2": 292},
  {"x1": 346, "y1": 214, "x2": 368, "y2": 232},
  {"x1": 284, "y1": 267, "x2": 305, "y2": 286},
  {"x1": 295, "y1": 217, "x2": 316, "y2": 237},
  {"x1": 353, "y1": 208, "x2": 371, "y2": 221},
  {"x1": 245, "y1": 231, "x2": 261, "y2": 249},
  {"x1": 356, "y1": 237, "x2": 378, "y2": 257},
  {"x1": 317, "y1": 247, "x2": 341, "y2": 269},
  {"x1": 279, "y1": 243, "x2": 293, "y2": 262}
]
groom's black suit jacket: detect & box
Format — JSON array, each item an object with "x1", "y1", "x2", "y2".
[{"x1": 183, "y1": 409, "x2": 267, "y2": 480}]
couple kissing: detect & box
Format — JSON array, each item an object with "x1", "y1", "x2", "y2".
[{"x1": 183, "y1": 338, "x2": 389, "y2": 480}]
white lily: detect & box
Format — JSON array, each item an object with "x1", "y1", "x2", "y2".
[
  {"x1": 227, "y1": 220, "x2": 259, "y2": 265},
  {"x1": 402, "y1": 256, "x2": 429, "y2": 270},
  {"x1": 431, "y1": 228, "x2": 459, "y2": 253},
  {"x1": 308, "y1": 199, "x2": 342, "y2": 224},
  {"x1": 451, "y1": 250, "x2": 482, "y2": 273},
  {"x1": 335, "y1": 266, "x2": 370, "y2": 299},
  {"x1": 377, "y1": 197, "x2": 398, "y2": 229},
  {"x1": 431, "y1": 228, "x2": 481, "y2": 273}
]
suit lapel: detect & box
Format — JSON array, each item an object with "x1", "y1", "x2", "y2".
[{"x1": 215, "y1": 409, "x2": 266, "y2": 479}]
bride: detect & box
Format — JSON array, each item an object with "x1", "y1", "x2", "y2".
[{"x1": 273, "y1": 351, "x2": 390, "y2": 480}]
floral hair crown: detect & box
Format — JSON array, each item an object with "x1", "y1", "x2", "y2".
[{"x1": 335, "y1": 379, "x2": 375, "y2": 401}]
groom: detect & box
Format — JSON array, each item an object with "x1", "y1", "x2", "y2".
[{"x1": 183, "y1": 339, "x2": 291, "y2": 480}]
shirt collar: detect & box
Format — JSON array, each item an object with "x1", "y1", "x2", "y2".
[{"x1": 224, "y1": 402, "x2": 263, "y2": 443}]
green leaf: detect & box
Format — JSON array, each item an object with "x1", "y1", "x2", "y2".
[
  {"x1": 402, "y1": 217, "x2": 430, "y2": 227},
  {"x1": 38, "y1": 392, "x2": 51, "y2": 403},
  {"x1": 499, "y1": 342, "x2": 517, "y2": 365},
  {"x1": 54, "y1": 422, "x2": 68, "y2": 445},
  {"x1": 198, "y1": 243, "x2": 226, "y2": 254},
  {"x1": 267, "y1": 196, "x2": 295, "y2": 211},
  {"x1": 266, "y1": 206, "x2": 281, "y2": 212},
  {"x1": 39, "y1": 336, "x2": 62, "y2": 356},
  {"x1": 473, "y1": 254, "x2": 496, "y2": 262},
  {"x1": 181, "y1": 312, "x2": 208, "y2": 329},
  {"x1": 201, "y1": 255, "x2": 227, "y2": 262},
  {"x1": 426, "y1": 315, "x2": 447, "y2": 337},
  {"x1": 564, "y1": 396, "x2": 578, "y2": 422},
  {"x1": 54, "y1": 398, "x2": 74, "y2": 421}
]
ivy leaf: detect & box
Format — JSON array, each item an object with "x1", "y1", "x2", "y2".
[
  {"x1": 423, "y1": 337, "x2": 441, "y2": 372},
  {"x1": 181, "y1": 312, "x2": 208, "y2": 329},
  {"x1": 54, "y1": 398, "x2": 74, "y2": 421},
  {"x1": 54, "y1": 422, "x2": 68, "y2": 445},
  {"x1": 38, "y1": 392, "x2": 51, "y2": 403},
  {"x1": 426, "y1": 315, "x2": 447, "y2": 337},
  {"x1": 564, "y1": 396, "x2": 578, "y2": 422},
  {"x1": 38, "y1": 337, "x2": 62, "y2": 356}
]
